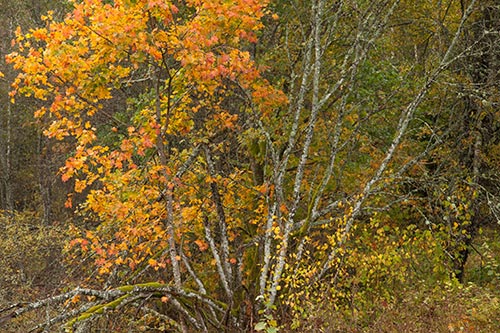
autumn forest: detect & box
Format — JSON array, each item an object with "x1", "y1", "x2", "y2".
[{"x1": 0, "y1": 0, "x2": 499, "y2": 332}]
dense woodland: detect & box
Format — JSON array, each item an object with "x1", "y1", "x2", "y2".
[{"x1": 0, "y1": 0, "x2": 499, "y2": 332}]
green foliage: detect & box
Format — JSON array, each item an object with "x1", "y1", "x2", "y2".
[
  {"x1": 280, "y1": 226, "x2": 500, "y2": 332},
  {"x1": 255, "y1": 296, "x2": 279, "y2": 333},
  {"x1": 465, "y1": 228, "x2": 500, "y2": 287}
]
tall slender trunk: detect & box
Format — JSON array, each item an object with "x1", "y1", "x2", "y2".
[{"x1": 4, "y1": 101, "x2": 13, "y2": 211}]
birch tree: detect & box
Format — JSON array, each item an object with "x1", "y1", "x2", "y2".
[{"x1": 254, "y1": 0, "x2": 481, "y2": 325}]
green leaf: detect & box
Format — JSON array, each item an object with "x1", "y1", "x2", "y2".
[{"x1": 255, "y1": 322, "x2": 267, "y2": 331}]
